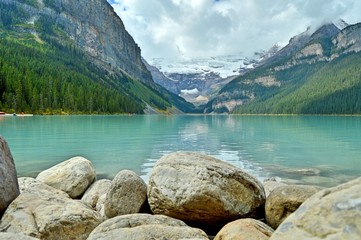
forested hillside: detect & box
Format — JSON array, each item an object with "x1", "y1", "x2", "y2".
[
  {"x1": 0, "y1": 0, "x2": 196, "y2": 114},
  {"x1": 205, "y1": 22, "x2": 361, "y2": 115},
  {"x1": 233, "y1": 53, "x2": 361, "y2": 114}
]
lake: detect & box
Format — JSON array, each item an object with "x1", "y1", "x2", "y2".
[{"x1": 0, "y1": 115, "x2": 360, "y2": 187}]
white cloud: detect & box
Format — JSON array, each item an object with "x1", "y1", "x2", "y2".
[{"x1": 109, "y1": 0, "x2": 361, "y2": 61}]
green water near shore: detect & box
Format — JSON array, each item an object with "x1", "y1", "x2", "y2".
[{"x1": 0, "y1": 115, "x2": 360, "y2": 187}]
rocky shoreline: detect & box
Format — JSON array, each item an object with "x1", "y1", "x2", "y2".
[{"x1": 0, "y1": 136, "x2": 360, "y2": 239}]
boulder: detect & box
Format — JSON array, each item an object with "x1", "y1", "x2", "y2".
[
  {"x1": 87, "y1": 213, "x2": 209, "y2": 240},
  {"x1": 0, "y1": 232, "x2": 39, "y2": 240},
  {"x1": 0, "y1": 178, "x2": 102, "y2": 240},
  {"x1": 96, "y1": 193, "x2": 107, "y2": 217},
  {"x1": 18, "y1": 177, "x2": 70, "y2": 198},
  {"x1": 104, "y1": 170, "x2": 147, "y2": 218},
  {"x1": 263, "y1": 180, "x2": 287, "y2": 197},
  {"x1": 270, "y1": 177, "x2": 361, "y2": 239},
  {"x1": 147, "y1": 152, "x2": 265, "y2": 227},
  {"x1": 214, "y1": 218, "x2": 274, "y2": 240},
  {"x1": 265, "y1": 184, "x2": 321, "y2": 229},
  {"x1": 81, "y1": 179, "x2": 111, "y2": 209},
  {"x1": 0, "y1": 136, "x2": 20, "y2": 213},
  {"x1": 36, "y1": 156, "x2": 96, "y2": 198}
]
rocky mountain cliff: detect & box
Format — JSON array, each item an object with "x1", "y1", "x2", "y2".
[
  {"x1": 10, "y1": 0, "x2": 152, "y2": 83},
  {"x1": 206, "y1": 22, "x2": 361, "y2": 114},
  {"x1": 333, "y1": 23, "x2": 361, "y2": 54},
  {"x1": 0, "y1": 0, "x2": 196, "y2": 114}
]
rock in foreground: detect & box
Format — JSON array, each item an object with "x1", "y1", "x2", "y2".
[
  {"x1": 214, "y1": 218, "x2": 274, "y2": 240},
  {"x1": 0, "y1": 136, "x2": 20, "y2": 213},
  {"x1": 82, "y1": 179, "x2": 112, "y2": 209},
  {"x1": 265, "y1": 184, "x2": 321, "y2": 229},
  {"x1": 147, "y1": 151, "x2": 266, "y2": 227},
  {"x1": 104, "y1": 170, "x2": 147, "y2": 218},
  {"x1": 270, "y1": 177, "x2": 361, "y2": 239},
  {"x1": 87, "y1": 213, "x2": 208, "y2": 240},
  {"x1": 36, "y1": 156, "x2": 96, "y2": 198},
  {"x1": 0, "y1": 178, "x2": 102, "y2": 240},
  {"x1": 0, "y1": 232, "x2": 39, "y2": 240}
]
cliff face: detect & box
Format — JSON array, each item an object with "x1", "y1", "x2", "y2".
[
  {"x1": 57, "y1": 0, "x2": 152, "y2": 83},
  {"x1": 142, "y1": 58, "x2": 179, "y2": 94},
  {"x1": 333, "y1": 23, "x2": 361, "y2": 54},
  {"x1": 0, "y1": 0, "x2": 202, "y2": 113},
  {"x1": 14, "y1": 0, "x2": 152, "y2": 84}
]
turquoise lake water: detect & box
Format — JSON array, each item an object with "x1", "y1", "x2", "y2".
[{"x1": 0, "y1": 115, "x2": 360, "y2": 187}]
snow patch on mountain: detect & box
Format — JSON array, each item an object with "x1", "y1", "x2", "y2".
[
  {"x1": 149, "y1": 54, "x2": 251, "y2": 79},
  {"x1": 145, "y1": 45, "x2": 281, "y2": 106},
  {"x1": 148, "y1": 44, "x2": 281, "y2": 80},
  {"x1": 181, "y1": 88, "x2": 200, "y2": 95}
]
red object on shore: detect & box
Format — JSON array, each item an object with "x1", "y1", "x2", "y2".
[{"x1": 0, "y1": 112, "x2": 5, "y2": 115}]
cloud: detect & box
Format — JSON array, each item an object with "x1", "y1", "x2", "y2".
[{"x1": 110, "y1": 0, "x2": 361, "y2": 61}]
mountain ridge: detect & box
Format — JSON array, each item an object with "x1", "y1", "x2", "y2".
[
  {"x1": 0, "y1": 0, "x2": 197, "y2": 114},
  {"x1": 205, "y1": 21, "x2": 361, "y2": 114},
  {"x1": 146, "y1": 46, "x2": 280, "y2": 106}
]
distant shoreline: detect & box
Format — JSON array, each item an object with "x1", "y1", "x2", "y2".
[{"x1": 1, "y1": 112, "x2": 361, "y2": 117}]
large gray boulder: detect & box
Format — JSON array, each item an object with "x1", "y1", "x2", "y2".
[
  {"x1": 147, "y1": 152, "x2": 265, "y2": 227},
  {"x1": 214, "y1": 218, "x2": 274, "y2": 240},
  {"x1": 87, "y1": 213, "x2": 209, "y2": 240},
  {"x1": 0, "y1": 136, "x2": 20, "y2": 213},
  {"x1": 0, "y1": 178, "x2": 102, "y2": 240},
  {"x1": 265, "y1": 184, "x2": 321, "y2": 229},
  {"x1": 81, "y1": 179, "x2": 112, "y2": 209},
  {"x1": 270, "y1": 177, "x2": 361, "y2": 239},
  {"x1": 36, "y1": 156, "x2": 96, "y2": 198},
  {"x1": 104, "y1": 170, "x2": 147, "y2": 218}
]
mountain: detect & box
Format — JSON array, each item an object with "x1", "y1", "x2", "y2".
[
  {"x1": 204, "y1": 21, "x2": 361, "y2": 114},
  {"x1": 0, "y1": 0, "x2": 195, "y2": 114},
  {"x1": 145, "y1": 47, "x2": 279, "y2": 106}
]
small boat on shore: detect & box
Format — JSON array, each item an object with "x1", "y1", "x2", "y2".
[{"x1": 2, "y1": 112, "x2": 34, "y2": 117}]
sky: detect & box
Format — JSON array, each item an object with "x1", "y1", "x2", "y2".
[{"x1": 108, "y1": 0, "x2": 361, "y2": 61}]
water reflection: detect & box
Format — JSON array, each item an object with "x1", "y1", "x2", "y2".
[{"x1": 0, "y1": 115, "x2": 360, "y2": 187}]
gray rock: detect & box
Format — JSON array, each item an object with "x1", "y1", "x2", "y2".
[
  {"x1": 0, "y1": 178, "x2": 102, "y2": 240},
  {"x1": 0, "y1": 232, "x2": 39, "y2": 240},
  {"x1": 104, "y1": 170, "x2": 147, "y2": 218},
  {"x1": 81, "y1": 179, "x2": 111, "y2": 209},
  {"x1": 214, "y1": 218, "x2": 274, "y2": 240},
  {"x1": 265, "y1": 184, "x2": 321, "y2": 229},
  {"x1": 96, "y1": 193, "x2": 107, "y2": 218},
  {"x1": 57, "y1": 0, "x2": 153, "y2": 84},
  {"x1": 87, "y1": 213, "x2": 209, "y2": 240},
  {"x1": 18, "y1": 177, "x2": 69, "y2": 198},
  {"x1": 36, "y1": 156, "x2": 96, "y2": 198},
  {"x1": 270, "y1": 177, "x2": 361, "y2": 239},
  {"x1": 333, "y1": 23, "x2": 361, "y2": 55},
  {"x1": 263, "y1": 180, "x2": 287, "y2": 197},
  {"x1": 0, "y1": 136, "x2": 20, "y2": 213},
  {"x1": 147, "y1": 152, "x2": 265, "y2": 227}
]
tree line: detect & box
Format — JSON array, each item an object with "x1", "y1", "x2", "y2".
[{"x1": 0, "y1": 35, "x2": 146, "y2": 114}]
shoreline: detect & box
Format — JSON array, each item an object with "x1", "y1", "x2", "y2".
[{"x1": 2, "y1": 113, "x2": 361, "y2": 117}]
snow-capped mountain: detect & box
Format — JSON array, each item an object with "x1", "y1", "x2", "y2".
[{"x1": 145, "y1": 46, "x2": 280, "y2": 105}]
